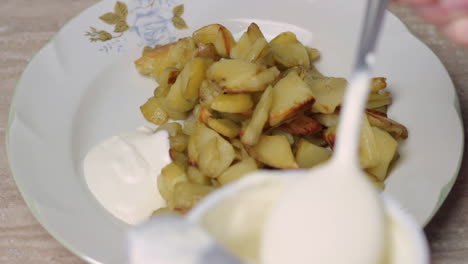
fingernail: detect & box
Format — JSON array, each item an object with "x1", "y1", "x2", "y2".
[{"x1": 442, "y1": 17, "x2": 468, "y2": 46}]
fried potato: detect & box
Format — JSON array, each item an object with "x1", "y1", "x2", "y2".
[
  {"x1": 140, "y1": 97, "x2": 169, "y2": 125},
  {"x1": 170, "y1": 133, "x2": 189, "y2": 152},
  {"x1": 155, "y1": 122, "x2": 182, "y2": 137},
  {"x1": 218, "y1": 158, "x2": 258, "y2": 185},
  {"x1": 187, "y1": 166, "x2": 211, "y2": 185},
  {"x1": 171, "y1": 182, "x2": 214, "y2": 213},
  {"x1": 196, "y1": 43, "x2": 219, "y2": 60},
  {"x1": 323, "y1": 125, "x2": 337, "y2": 148},
  {"x1": 313, "y1": 113, "x2": 340, "y2": 128},
  {"x1": 251, "y1": 135, "x2": 298, "y2": 169},
  {"x1": 158, "y1": 162, "x2": 188, "y2": 201},
  {"x1": 182, "y1": 58, "x2": 213, "y2": 100},
  {"x1": 214, "y1": 25, "x2": 236, "y2": 58},
  {"x1": 193, "y1": 24, "x2": 222, "y2": 44},
  {"x1": 158, "y1": 67, "x2": 180, "y2": 87},
  {"x1": 135, "y1": 43, "x2": 173, "y2": 75},
  {"x1": 305, "y1": 77, "x2": 347, "y2": 114},
  {"x1": 270, "y1": 42, "x2": 310, "y2": 68},
  {"x1": 280, "y1": 115, "x2": 322, "y2": 135},
  {"x1": 170, "y1": 149, "x2": 188, "y2": 165},
  {"x1": 366, "y1": 110, "x2": 409, "y2": 139},
  {"x1": 199, "y1": 80, "x2": 223, "y2": 107},
  {"x1": 295, "y1": 139, "x2": 332, "y2": 168},
  {"x1": 270, "y1": 72, "x2": 315, "y2": 126},
  {"x1": 367, "y1": 127, "x2": 398, "y2": 181},
  {"x1": 207, "y1": 118, "x2": 241, "y2": 138},
  {"x1": 189, "y1": 124, "x2": 235, "y2": 177},
  {"x1": 360, "y1": 116, "x2": 380, "y2": 169},
  {"x1": 211, "y1": 94, "x2": 254, "y2": 113},
  {"x1": 306, "y1": 47, "x2": 320, "y2": 63},
  {"x1": 270, "y1": 31, "x2": 298, "y2": 44},
  {"x1": 241, "y1": 86, "x2": 273, "y2": 146}
]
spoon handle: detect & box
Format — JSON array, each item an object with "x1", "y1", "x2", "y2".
[{"x1": 333, "y1": 0, "x2": 389, "y2": 165}]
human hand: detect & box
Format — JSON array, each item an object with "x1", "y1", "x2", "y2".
[{"x1": 394, "y1": 0, "x2": 468, "y2": 45}]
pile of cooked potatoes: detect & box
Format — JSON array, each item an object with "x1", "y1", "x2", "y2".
[{"x1": 135, "y1": 23, "x2": 408, "y2": 214}]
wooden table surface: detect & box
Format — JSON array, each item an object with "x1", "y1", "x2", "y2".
[{"x1": 0, "y1": 0, "x2": 467, "y2": 263}]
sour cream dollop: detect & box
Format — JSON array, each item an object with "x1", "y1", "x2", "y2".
[{"x1": 84, "y1": 126, "x2": 171, "y2": 225}]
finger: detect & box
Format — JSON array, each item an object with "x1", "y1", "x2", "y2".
[{"x1": 442, "y1": 17, "x2": 468, "y2": 45}]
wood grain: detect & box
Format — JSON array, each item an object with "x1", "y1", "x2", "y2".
[{"x1": 0, "y1": 1, "x2": 467, "y2": 263}]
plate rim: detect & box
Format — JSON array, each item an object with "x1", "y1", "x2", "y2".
[{"x1": 5, "y1": 0, "x2": 465, "y2": 262}]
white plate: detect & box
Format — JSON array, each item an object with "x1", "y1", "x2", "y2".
[{"x1": 6, "y1": 0, "x2": 464, "y2": 263}]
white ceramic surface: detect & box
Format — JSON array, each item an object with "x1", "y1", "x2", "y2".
[{"x1": 6, "y1": 0, "x2": 463, "y2": 263}]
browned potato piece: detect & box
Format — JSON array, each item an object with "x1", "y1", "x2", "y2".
[
  {"x1": 295, "y1": 139, "x2": 332, "y2": 168},
  {"x1": 323, "y1": 125, "x2": 337, "y2": 148},
  {"x1": 218, "y1": 158, "x2": 258, "y2": 185},
  {"x1": 158, "y1": 162, "x2": 188, "y2": 201},
  {"x1": 214, "y1": 25, "x2": 236, "y2": 58},
  {"x1": 197, "y1": 106, "x2": 214, "y2": 124},
  {"x1": 157, "y1": 67, "x2": 180, "y2": 87},
  {"x1": 135, "y1": 43, "x2": 173, "y2": 75},
  {"x1": 241, "y1": 86, "x2": 273, "y2": 146},
  {"x1": 270, "y1": 31, "x2": 298, "y2": 44},
  {"x1": 164, "y1": 76, "x2": 197, "y2": 112},
  {"x1": 246, "y1": 23, "x2": 265, "y2": 42},
  {"x1": 251, "y1": 135, "x2": 298, "y2": 169},
  {"x1": 371, "y1": 77, "x2": 387, "y2": 93},
  {"x1": 196, "y1": 43, "x2": 219, "y2": 60},
  {"x1": 280, "y1": 115, "x2": 322, "y2": 135},
  {"x1": 366, "y1": 110, "x2": 408, "y2": 139},
  {"x1": 208, "y1": 59, "x2": 258, "y2": 89},
  {"x1": 305, "y1": 77, "x2": 347, "y2": 114},
  {"x1": 189, "y1": 124, "x2": 235, "y2": 177},
  {"x1": 269, "y1": 72, "x2": 315, "y2": 126},
  {"x1": 182, "y1": 58, "x2": 213, "y2": 100},
  {"x1": 271, "y1": 130, "x2": 295, "y2": 145},
  {"x1": 207, "y1": 118, "x2": 241, "y2": 138},
  {"x1": 171, "y1": 182, "x2": 214, "y2": 213},
  {"x1": 207, "y1": 59, "x2": 279, "y2": 93},
  {"x1": 140, "y1": 97, "x2": 169, "y2": 125},
  {"x1": 192, "y1": 24, "x2": 222, "y2": 44},
  {"x1": 211, "y1": 94, "x2": 253, "y2": 113},
  {"x1": 367, "y1": 127, "x2": 398, "y2": 181},
  {"x1": 187, "y1": 166, "x2": 211, "y2": 185},
  {"x1": 270, "y1": 42, "x2": 310, "y2": 68}
]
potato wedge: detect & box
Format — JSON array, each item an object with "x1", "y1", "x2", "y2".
[
  {"x1": 305, "y1": 77, "x2": 347, "y2": 114},
  {"x1": 241, "y1": 86, "x2": 273, "y2": 146},
  {"x1": 189, "y1": 124, "x2": 235, "y2": 177},
  {"x1": 295, "y1": 139, "x2": 332, "y2": 168},
  {"x1": 366, "y1": 110, "x2": 408, "y2": 139},
  {"x1": 367, "y1": 91, "x2": 392, "y2": 109},
  {"x1": 171, "y1": 182, "x2": 214, "y2": 213},
  {"x1": 214, "y1": 25, "x2": 236, "y2": 58},
  {"x1": 156, "y1": 122, "x2": 182, "y2": 137},
  {"x1": 280, "y1": 115, "x2": 322, "y2": 135},
  {"x1": 246, "y1": 23, "x2": 265, "y2": 42},
  {"x1": 170, "y1": 133, "x2": 189, "y2": 152},
  {"x1": 360, "y1": 116, "x2": 380, "y2": 169},
  {"x1": 270, "y1": 72, "x2": 315, "y2": 126},
  {"x1": 164, "y1": 73, "x2": 196, "y2": 112},
  {"x1": 270, "y1": 31, "x2": 298, "y2": 44},
  {"x1": 218, "y1": 158, "x2": 258, "y2": 185},
  {"x1": 140, "y1": 97, "x2": 169, "y2": 125},
  {"x1": 306, "y1": 47, "x2": 320, "y2": 63},
  {"x1": 207, "y1": 117, "x2": 241, "y2": 138},
  {"x1": 182, "y1": 57, "x2": 213, "y2": 100},
  {"x1": 193, "y1": 24, "x2": 222, "y2": 44},
  {"x1": 157, "y1": 67, "x2": 180, "y2": 87},
  {"x1": 270, "y1": 42, "x2": 310, "y2": 68},
  {"x1": 196, "y1": 43, "x2": 219, "y2": 60},
  {"x1": 135, "y1": 43, "x2": 173, "y2": 75},
  {"x1": 367, "y1": 127, "x2": 398, "y2": 181},
  {"x1": 158, "y1": 162, "x2": 188, "y2": 201},
  {"x1": 251, "y1": 135, "x2": 298, "y2": 169},
  {"x1": 211, "y1": 94, "x2": 253, "y2": 113}
]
